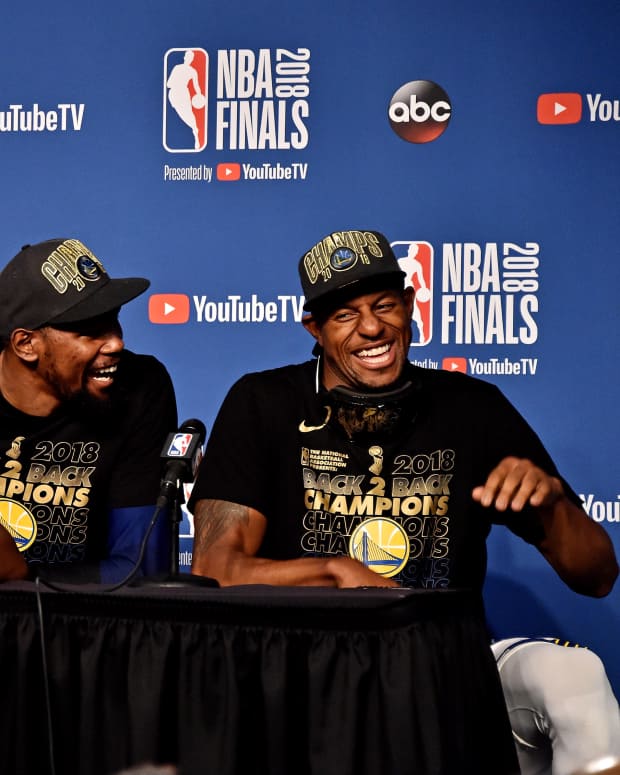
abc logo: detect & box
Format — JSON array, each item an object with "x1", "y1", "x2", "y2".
[{"x1": 388, "y1": 80, "x2": 452, "y2": 143}]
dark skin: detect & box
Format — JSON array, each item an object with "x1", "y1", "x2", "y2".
[
  {"x1": 191, "y1": 286, "x2": 618, "y2": 595},
  {"x1": 0, "y1": 311, "x2": 124, "y2": 416},
  {"x1": 0, "y1": 311, "x2": 124, "y2": 580}
]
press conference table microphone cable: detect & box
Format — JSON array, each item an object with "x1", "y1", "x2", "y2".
[
  {"x1": 34, "y1": 418, "x2": 218, "y2": 594},
  {"x1": 130, "y1": 417, "x2": 219, "y2": 590},
  {"x1": 32, "y1": 419, "x2": 218, "y2": 774},
  {"x1": 33, "y1": 495, "x2": 205, "y2": 775}
]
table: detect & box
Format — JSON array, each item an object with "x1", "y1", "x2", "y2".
[{"x1": 0, "y1": 582, "x2": 518, "y2": 775}]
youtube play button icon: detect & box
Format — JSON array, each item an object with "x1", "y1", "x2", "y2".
[
  {"x1": 442, "y1": 357, "x2": 467, "y2": 373},
  {"x1": 149, "y1": 293, "x2": 190, "y2": 324},
  {"x1": 537, "y1": 93, "x2": 582, "y2": 125},
  {"x1": 217, "y1": 162, "x2": 241, "y2": 181}
]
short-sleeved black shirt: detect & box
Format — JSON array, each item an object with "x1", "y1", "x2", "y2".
[
  {"x1": 190, "y1": 360, "x2": 580, "y2": 591},
  {"x1": 0, "y1": 350, "x2": 177, "y2": 570}
]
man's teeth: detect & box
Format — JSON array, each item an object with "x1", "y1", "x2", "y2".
[
  {"x1": 357, "y1": 344, "x2": 390, "y2": 358},
  {"x1": 92, "y1": 366, "x2": 117, "y2": 380}
]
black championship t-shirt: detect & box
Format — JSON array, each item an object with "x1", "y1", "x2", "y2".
[
  {"x1": 189, "y1": 360, "x2": 582, "y2": 591},
  {"x1": 0, "y1": 351, "x2": 177, "y2": 570}
]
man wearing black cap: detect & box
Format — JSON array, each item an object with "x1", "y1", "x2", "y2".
[
  {"x1": 189, "y1": 229, "x2": 617, "y2": 594},
  {"x1": 0, "y1": 238, "x2": 177, "y2": 582}
]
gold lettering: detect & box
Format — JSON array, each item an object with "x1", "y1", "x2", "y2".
[
  {"x1": 41, "y1": 262, "x2": 68, "y2": 292},
  {"x1": 328, "y1": 495, "x2": 349, "y2": 514},
  {"x1": 6, "y1": 479, "x2": 25, "y2": 498},
  {"x1": 364, "y1": 231, "x2": 382, "y2": 257},
  {"x1": 347, "y1": 495, "x2": 375, "y2": 515},
  {"x1": 40, "y1": 465, "x2": 62, "y2": 486},
  {"x1": 431, "y1": 537, "x2": 449, "y2": 558},
  {"x1": 26, "y1": 463, "x2": 47, "y2": 483},
  {"x1": 312, "y1": 491, "x2": 331, "y2": 511},
  {"x1": 374, "y1": 497, "x2": 392, "y2": 515},
  {"x1": 401, "y1": 497, "x2": 423, "y2": 516},
  {"x1": 2, "y1": 460, "x2": 22, "y2": 479}
]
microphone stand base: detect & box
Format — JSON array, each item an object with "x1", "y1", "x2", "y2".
[{"x1": 130, "y1": 572, "x2": 219, "y2": 589}]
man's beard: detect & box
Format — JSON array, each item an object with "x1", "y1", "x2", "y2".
[
  {"x1": 43, "y1": 365, "x2": 120, "y2": 423},
  {"x1": 63, "y1": 388, "x2": 118, "y2": 422}
]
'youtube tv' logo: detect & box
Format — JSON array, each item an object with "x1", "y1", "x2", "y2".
[
  {"x1": 149, "y1": 294, "x2": 190, "y2": 324},
  {"x1": 217, "y1": 162, "x2": 241, "y2": 181},
  {"x1": 537, "y1": 93, "x2": 582, "y2": 125}
]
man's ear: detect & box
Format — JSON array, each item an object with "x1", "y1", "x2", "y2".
[
  {"x1": 9, "y1": 328, "x2": 39, "y2": 363},
  {"x1": 302, "y1": 314, "x2": 322, "y2": 345}
]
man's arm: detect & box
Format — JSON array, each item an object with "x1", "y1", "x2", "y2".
[
  {"x1": 190, "y1": 498, "x2": 399, "y2": 588},
  {"x1": 472, "y1": 457, "x2": 618, "y2": 597}
]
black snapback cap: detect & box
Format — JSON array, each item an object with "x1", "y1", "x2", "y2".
[
  {"x1": 0, "y1": 238, "x2": 149, "y2": 337},
  {"x1": 299, "y1": 230, "x2": 405, "y2": 312}
]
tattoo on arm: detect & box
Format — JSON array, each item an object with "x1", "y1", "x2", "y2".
[{"x1": 193, "y1": 499, "x2": 249, "y2": 553}]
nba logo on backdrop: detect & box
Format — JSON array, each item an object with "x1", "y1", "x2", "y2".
[
  {"x1": 392, "y1": 240, "x2": 433, "y2": 346},
  {"x1": 163, "y1": 48, "x2": 209, "y2": 152}
]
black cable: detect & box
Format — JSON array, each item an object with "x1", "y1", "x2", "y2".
[
  {"x1": 32, "y1": 501, "x2": 168, "y2": 775},
  {"x1": 97, "y1": 502, "x2": 166, "y2": 592},
  {"x1": 34, "y1": 502, "x2": 165, "y2": 594},
  {"x1": 35, "y1": 576, "x2": 57, "y2": 775}
]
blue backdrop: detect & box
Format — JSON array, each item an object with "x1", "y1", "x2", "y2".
[{"x1": 1, "y1": 0, "x2": 618, "y2": 691}]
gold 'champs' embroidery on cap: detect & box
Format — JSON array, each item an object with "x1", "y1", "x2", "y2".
[
  {"x1": 40, "y1": 239, "x2": 105, "y2": 294},
  {"x1": 302, "y1": 230, "x2": 384, "y2": 285}
]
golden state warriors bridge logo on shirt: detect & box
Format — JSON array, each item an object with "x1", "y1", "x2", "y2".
[
  {"x1": 349, "y1": 517, "x2": 409, "y2": 578},
  {"x1": 0, "y1": 498, "x2": 36, "y2": 552}
]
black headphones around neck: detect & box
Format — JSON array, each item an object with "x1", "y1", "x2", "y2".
[{"x1": 325, "y1": 379, "x2": 420, "y2": 442}]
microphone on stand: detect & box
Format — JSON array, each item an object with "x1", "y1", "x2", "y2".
[
  {"x1": 132, "y1": 418, "x2": 218, "y2": 588},
  {"x1": 158, "y1": 418, "x2": 206, "y2": 508}
]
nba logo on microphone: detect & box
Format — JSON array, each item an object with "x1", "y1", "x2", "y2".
[
  {"x1": 167, "y1": 433, "x2": 192, "y2": 457},
  {"x1": 393, "y1": 240, "x2": 434, "y2": 346},
  {"x1": 163, "y1": 48, "x2": 209, "y2": 152}
]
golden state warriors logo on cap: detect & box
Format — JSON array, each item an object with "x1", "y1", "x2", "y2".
[
  {"x1": 300, "y1": 230, "x2": 404, "y2": 311},
  {"x1": 0, "y1": 498, "x2": 37, "y2": 552},
  {"x1": 330, "y1": 247, "x2": 357, "y2": 271},
  {"x1": 41, "y1": 239, "x2": 106, "y2": 294},
  {"x1": 76, "y1": 254, "x2": 104, "y2": 282},
  {"x1": 349, "y1": 517, "x2": 409, "y2": 578}
]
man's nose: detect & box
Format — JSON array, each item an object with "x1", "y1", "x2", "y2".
[
  {"x1": 100, "y1": 325, "x2": 124, "y2": 353},
  {"x1": 356, "y1": 309, "x2": 383, "y2": 337}
]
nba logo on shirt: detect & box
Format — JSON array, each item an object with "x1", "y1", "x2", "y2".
[
  {"x1": 167, "y1": 432, "x2": 192, "y2": 457},
  {"x1": 163, "y1": 48, "x2": 208, "y2": 152},
  {"x1": 392, "y1": 240, "x2": 434, "y2": 346}
]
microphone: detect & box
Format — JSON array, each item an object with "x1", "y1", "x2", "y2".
[
  {"x1": 129, "y1": 416, "x2": 217, "y2": 589},
  {"x1": 157, "y1": 418, "x2": 206, "y2": 507}
]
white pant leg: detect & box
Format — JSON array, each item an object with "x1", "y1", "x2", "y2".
[{"x1": 492, "y1": 639, "x2": 620, "y2": 775}]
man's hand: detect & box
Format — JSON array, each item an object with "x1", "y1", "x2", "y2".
[
  {"x1": 0, "y1": 524, "x2": 28, "y2": 580},
  {"x1": 472, "y1": 456, "x2": 564, "y2": 512},
  {"x1": 472, "y1": 457, "x2": 618, "y2": 597},
  {"x1": 326, "y1": 556, "x2": 400, "y2": 588}
]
